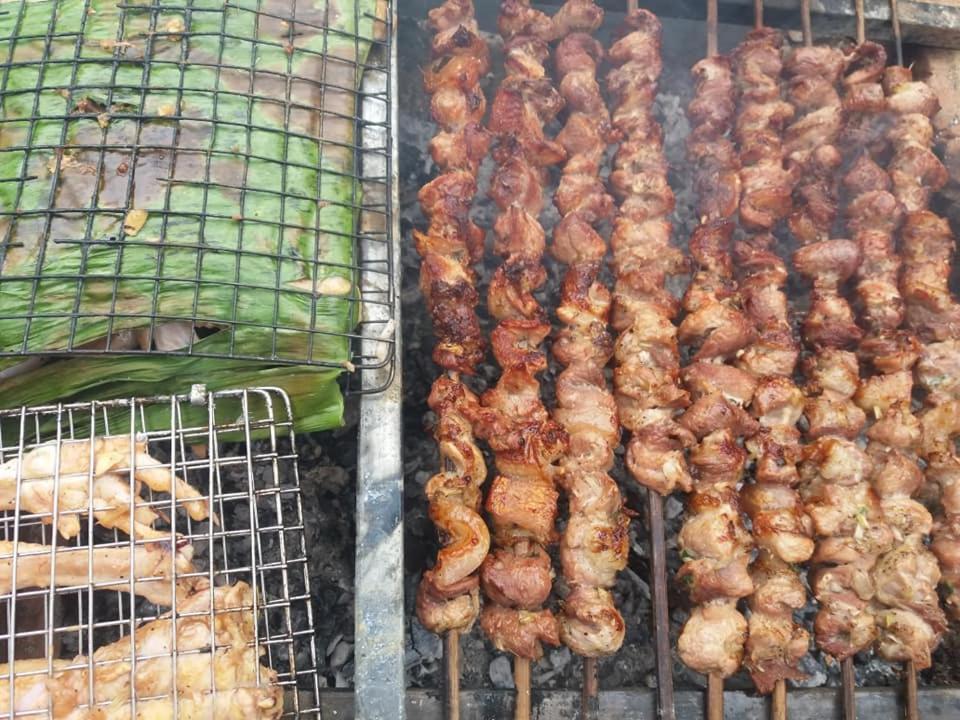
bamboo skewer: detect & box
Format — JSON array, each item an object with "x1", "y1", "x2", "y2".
[
  {"x1": 844, "y1": 7, "x2": 921, "y2": 720},
  {"x1": 433, "y1": 370, "x2": 464, "y2": 706},
  {"x1": 758, "y1": 7, "x2": 791, "y2": 719},
  {"x1": 616, "y1": 3, "x2": 677, "y2": 719},
  {"x1": 906, "y1": 660, "x2": 919, "y2": 720},
  {"x1": 800, "y1": 0, "x2": 813, "y2": 46},
  {"x1": 773, "y1": 13, "x2": 818, "y2": 720},
  {"x1": 702, "y1": 3, "x2": 725, "y2": 719},
  {"x1": 616, "y1": 3, "x2": 675, "y2": 719},
  {"x1": 515, "y1": 657, "x2": 531, "y2": 720},
  {"x1": 707, "y1": 674, "x2": 724, "y2": 720},
  {"x1": 890, "y1": 0, "x2": 904, "y2": 66},
  {"x1": 707, "y1": 0, "x2": 719, "y2": 57},
  {"x1": 772, "y1": 680, "x2": 787, "y2": 720},
  {"x1": 620, "y1": 5, "x2": 678, "y2": 720},
  {"x1": 905, "y1": 659, "x2": 919, "y2": 720},
  {"x1": 855, "y1": 0, "x2": 866, "y2": 44},
  {"x1": 582, "y1": 658, "x2": 599, "y2": 720},
  {"x1": 839, "y1": 5, "x2": 865, "y2": 718},
  {"x1": 445, "y1": 630, "x2": 461, "y2": 720},
  {"x1": 885, "y1": 6, "x2": 918, "y2": 718},
  {"x1": 648, "y1": 493, "x2": 675, "y2": 720},
  {"x1": 772, "y1": 5, "x2": 812, "y2": 713},
  {"x1": 623, "y1": 3, "x2": 680, "y2": 717},
  {"x1": 442, "y1": 371, "x2": 462, "y2": 720},
  {"x1": 887, "y1": 1, "x2": 918, "y2": 712},
  {"x1": 842, "y1": 658, "x2": 857, "y2": 720}
]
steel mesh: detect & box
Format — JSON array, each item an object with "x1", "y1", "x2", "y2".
[
  {"x1": 0, "y1": 0, "x2": 395, "y2": 393},
  {"x1": 0, "y1": 386, "x2": 320, "y2": 718}
]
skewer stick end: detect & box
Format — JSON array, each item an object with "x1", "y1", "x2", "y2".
[
  {"x1": 854, "y1": 0, "x2": 867, "y2": 45},
  {"x1": 445, "y1": 630, "x2": 461, "y2": 720},
  {"x1": 772, "y1": 679, "x2": 787, "y2": 720},
  {"x1": 706, "y1": 0, "x2": 719, "y2": 57},
  {"x1": 707, "y1": 673, "x2": 724, "y2": 720},
  {"x1": 905, "y1": 660, "x2": 919, "y2": 720},
  {"x1": 842, "y1": 657, "x2": 857, "y2": 720},
  {"x1": 582, "y1": 657, "x2": 600, "y2": 720},
  {"x1": 800, "y1": 0, "x2": 813, "y2": 46},
  {"x1": 514, "y1": 657, "x2": 532, "y2": 720}
]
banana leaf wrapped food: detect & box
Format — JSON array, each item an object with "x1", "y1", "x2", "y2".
[{"x1": 0, "y1": 0, "x2": 385, "y2": 430}]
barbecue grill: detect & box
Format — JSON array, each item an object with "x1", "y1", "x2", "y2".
[{"x1": 7, "y1": 0, "x2": 960, "y2": 718}]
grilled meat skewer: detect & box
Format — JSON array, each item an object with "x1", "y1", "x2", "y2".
[
  {"x1": 472, "y1": 0, "x2": 574, "y2": 661},
  {"x1": 875, "y1": 62, "x2": 958, "y2": 663},
  {"x1": 548, "y1": 1, "x2": 629, "y2": 658},
  {"x1": 675, "y1": 33, "x2": 757, "y2": 683},
  {"x1": 607, "y1": 9, "x2": 691, "y2": 501},
  {"x1": 416, "y1": 0, "x2": 493, "y2": 636}
]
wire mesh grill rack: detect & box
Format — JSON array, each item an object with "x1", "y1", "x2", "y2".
[
  {"x1": 0, "y1": 0, "x2": 396, "y2": 392},
  {"x1": 0, "y1": 386, "x2": 320, "y2": 718}
]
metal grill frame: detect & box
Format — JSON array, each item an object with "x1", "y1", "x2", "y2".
[
  {"x1": 0, "y1": 0, "x2": 396, "y2": 393},
  {"x1": 0, "y1": 386, "x2": 320, "y2": 718}
]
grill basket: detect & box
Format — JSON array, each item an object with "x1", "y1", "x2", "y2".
[
  {"x1": 0, "y1": 0, "x2": 395, "y2": 393},
  {"x1": 0, "y1": 386, "x2": 319, "y2": 718}
]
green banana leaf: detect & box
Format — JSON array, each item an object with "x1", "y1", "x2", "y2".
[
  {"x1": 0, "y1": 356, "x2": 343, "y2": 440},
  {"x1": 0, "y1": 0, "x2": 381, "y2": 430}
]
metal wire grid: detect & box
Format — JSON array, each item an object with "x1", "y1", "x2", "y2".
[
  {"x1": 0, "y1": 0, "x2": 396, "y2": 391},
  {"x1": 0, "y1": 386, "x2": 320, "y2": 718}
]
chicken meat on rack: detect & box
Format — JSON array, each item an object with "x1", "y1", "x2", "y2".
[
  {"x1": 0, "y1": 538, "x2": 198, "y2": 606},
  {"x1": 0, "y1": 582, "x2": 281, "y2": 719},
  {"x1": 733, "y1": 38, "x2": 855, "y2": 693},
  {"x1": 0, "y1": 437, "x2": 211, "y2": 541}
]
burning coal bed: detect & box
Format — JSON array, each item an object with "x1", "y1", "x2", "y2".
[{"x1": 312, "y1": 3, "x2": 960, "y2": 698}]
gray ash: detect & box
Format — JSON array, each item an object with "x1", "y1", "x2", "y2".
[{"x1": 301, "y1": 411, "x2": 361, "y2": 690}]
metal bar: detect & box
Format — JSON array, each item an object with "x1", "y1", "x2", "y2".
[
  {"x1": 318, "y1": 687, "x2": 960, "y2": 718},
  {"x1": 801, "y1": 0, "x2": 813, "y2": 44},
  {"x1": 354, "y1": 0, "x2": 404, "y2": 717}
]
